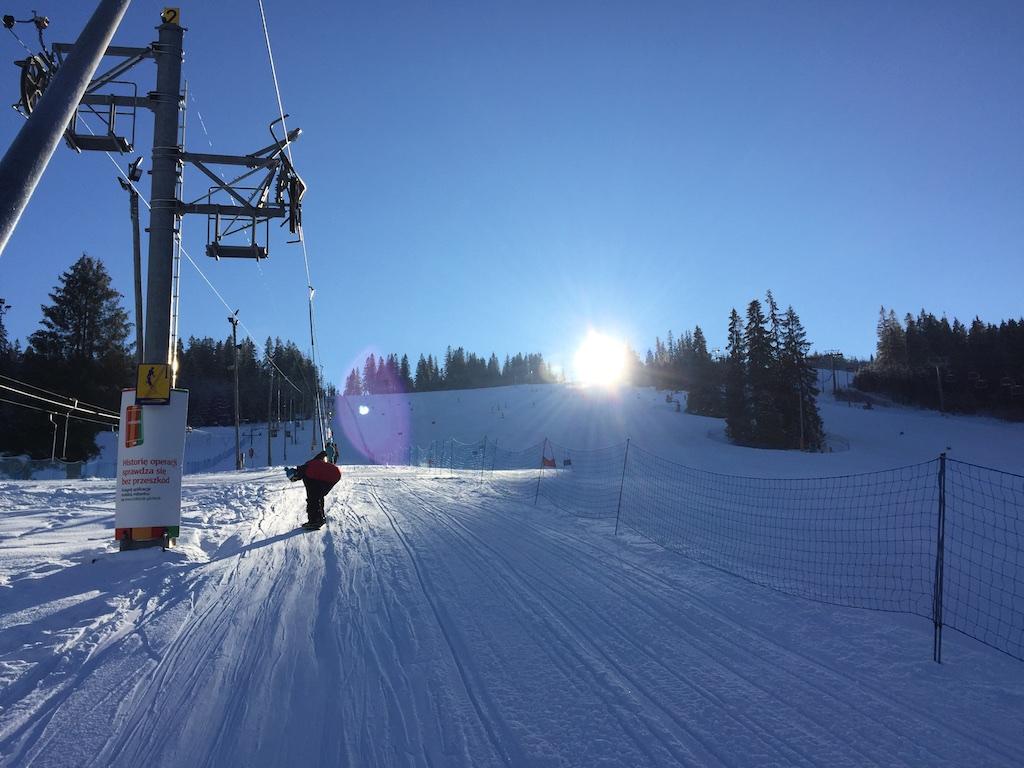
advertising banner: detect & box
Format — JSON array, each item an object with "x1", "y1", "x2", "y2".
[{"x1": 114, "y1": 388, "x2": 189, "y2": 529}]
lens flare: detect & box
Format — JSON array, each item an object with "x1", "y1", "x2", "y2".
[
  {"x1": 358, "y1": 405, "x2": 370, "y2": 416},
  {"x1": 574, "y1": 330, "x2": 627, "y2": 387}
]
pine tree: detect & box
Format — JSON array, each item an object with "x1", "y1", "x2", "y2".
[
  {"x1": 780, "y1": 306, "x2": 823, "y2": 449},
  {"x1": 875, "y1": 306, "x2": 907, "y2": 370},
  {"x1": 427, "y1": 354, "x2": 441, "y2": 389},
  {"x1": 724, "y1": 308, "x2": 749, "y2": 441},
  {"x1": 744, "y1": 299, "x2": 776, "y2": 444},
  {"x1": 363, "y1": 355, "x2": 378, "y2": 395},
  {"x1": 28, "y1": 255, "x2": 131, "y2": 365},
  {"x1": 624, "y1": 345, "x2": 645, "y2": 386},
  {"x1": 21, "y1": 255, "x2": 132, "y2": 459},
  {"x1": 686, "y1": 325, "x2": 722, "y2": 416},
  {"x1": 399, "y1": 354, "x2": 413, "y2": 393},
  {"x1": 414, "y1": 355, "x2": 429, "y2": 391},
  {"x1": 0, "y1": 304, "x2": 8, "y2": 359},
  {"x1": 487, "y1": 353, "x2": 501, "y2": 386},
  {"x1": 0, "y1": 302, "x2": 15, "y2": 378},
  {"x1": 343, "y1": 368, "x2": 362, "y2": 396}
]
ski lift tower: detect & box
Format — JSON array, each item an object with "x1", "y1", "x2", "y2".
[
  {"x1": 0, "y1": 6, "x2": 306, "y2": 549},
  {"x1": 822, "y1": 349, "x2": 843, "y2": 395},
  {"x1": 2, "y1": 6, "x2": 305, "y2": 368}
]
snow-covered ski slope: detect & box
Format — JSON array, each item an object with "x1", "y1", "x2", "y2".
[
  {"x1": 335, "y1": 381, "x2": 1023, "y2": 475},
  {"x1": 32, "y1": 378, "x2": 1020, "y2": 478},
  {"x1": 1, "y1": 384, "x2": 1023, "y2": 766}
]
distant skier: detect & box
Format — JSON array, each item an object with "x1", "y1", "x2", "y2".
[
  {"x1": 325, "y1": 440, "x2": 339, "y2": 464},
  {"x1": 285, "y1": 450, "x2": 341, "y2": 529}
]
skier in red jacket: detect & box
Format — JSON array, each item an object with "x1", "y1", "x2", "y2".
[{"x1": 285, "y1": 450, "x2": 341, "y2": 529}]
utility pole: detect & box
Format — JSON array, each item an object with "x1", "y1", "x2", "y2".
[
  {"x1": 823, "y1": 349, "x2": 842, "y2": 396},
  {"x1": 266, "y1": 365, "x2": 274, "y2": 466},
  {"x1": 929, "y1": 357, "x2": 948, "y2": 413},
  {"x1": 49, "y1": 413, "x2": 57, "y2": 460},
  {"x1": 142, "y1": 18, "x2": 184, "y2": 366},
  {"x1": 228, "y1": 311, "x2": 241, "y2": 469},
  {"x1": 118, "y1": 157, "x2": 145, "y2": 364},
  {"x1": 0, "y1": 0, "x2": 133, "y2": 256},
  {"x1": 62, "y1": 398, "x2": 76, "y2": 459}
]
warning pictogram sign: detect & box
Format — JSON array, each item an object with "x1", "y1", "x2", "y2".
[{"x1": 136, "y1": 363, "x2": 171, "y2": 405}]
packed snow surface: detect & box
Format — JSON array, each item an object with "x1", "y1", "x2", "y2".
[{"x1": 1, "y1": 384, "x2": 1023, "y2": 766}]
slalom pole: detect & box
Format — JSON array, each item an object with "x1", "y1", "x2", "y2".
[{"x1": 534, "y1": 437, "x2": 547, "y2": 506}]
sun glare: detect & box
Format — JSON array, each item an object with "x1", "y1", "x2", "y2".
[{"x1": 574, "y1": 331, "x2": 627, "y2": 387}]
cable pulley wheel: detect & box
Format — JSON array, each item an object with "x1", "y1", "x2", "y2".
[{"x1": 19, "y1": 54, "x2": 51, "y2": 115}]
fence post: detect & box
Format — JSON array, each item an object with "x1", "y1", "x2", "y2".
[
  {"x1": 932, "y1": 452, "x2": 947, "y2": 663},
  {"x1": 534, "y1": 437, "x2": 548, "y2": 506},
  {"x1": 480, "y1": 435, "x2": 487, "y2": 484},
  {"x1": 614, "y1": 438, "x2": 630, "y2": 535}
]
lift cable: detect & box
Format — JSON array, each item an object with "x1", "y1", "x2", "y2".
[
  {"x1": 0, "y1": 373, "x2": 120, "y2": 417},
  {"x1": 0, "y1": 382, "x2": 120, "y2": 421},
  {"x1": 2, "y1": 11, "x2": 48, "y2": 57},
  {"x1": 256, "y1": 0, "x2": 327, "y2": 450},
  {"x1": 0, "y1": 395, "x2": 120, "y2": 428}
]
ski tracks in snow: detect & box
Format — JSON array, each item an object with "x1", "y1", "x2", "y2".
[
  {"x1": 2, "y1": 468, "x2": 1023, "y2": 767},
  {"x1": 360, "y1": 473, "x2": 1024, "y2": 768}
]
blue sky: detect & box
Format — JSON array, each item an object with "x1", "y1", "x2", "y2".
[{"x1": 0, "y1": 1, "x2": 1021, "y2": 385}]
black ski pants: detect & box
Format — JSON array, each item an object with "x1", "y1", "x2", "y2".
[{"x1": 301, "y1": 477, "x2": 334, "y2": 524}]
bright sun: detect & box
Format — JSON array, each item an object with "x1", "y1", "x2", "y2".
[{"x1": 574, "y1": 330, "x2": 627, "y2": 387}]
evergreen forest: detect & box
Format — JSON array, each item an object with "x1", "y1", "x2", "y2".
[
  {"x1": 0, "y1": 255, "x2": 321, "y2": 460},
  {"x1": 344, "y1": 349, "x2": 558, "y2": 396},
  {"x1": 634, "y1": 291, "x2": 825, "y2": 450},
  {"x1": 854, "y1": 307, "x2": 1024, "y2": 419}
]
